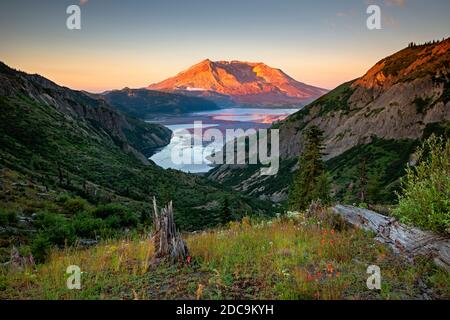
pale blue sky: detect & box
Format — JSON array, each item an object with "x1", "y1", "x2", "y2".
[{"x1": 0, "y1": 0, "x2": 449, "y2": 91}]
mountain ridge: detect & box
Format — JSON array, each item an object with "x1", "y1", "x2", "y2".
[
  {"x1": 101, "y1": 87, "x2": 220, "y2": 119},
  {"x1": 148, "y1": 59, "x2": 328, "y2": 107}
]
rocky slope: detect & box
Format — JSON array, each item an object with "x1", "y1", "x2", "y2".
[
  {"x1": 148, "y1": 59, "x2": 328, "y2": 107},
  {"x1": 280, "y1": 39, "x2": 450, "y2": 160},
  {"x1": 0, "y1": 62, "x2": 172, "y2": 160},
  {"x1": 208, "y1": 39, "x2": 450, "y2": 203}
]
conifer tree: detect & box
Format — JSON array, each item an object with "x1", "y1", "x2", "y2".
[
  {"x1": 221, "y1": 197, "x2": 232, "y2": 224},
  {"x1": 359, "y1": 156, "x2": 368, "y2": 204},
  {"x1": 288, "y1": 126, "x2": 330, "y2": 211}
]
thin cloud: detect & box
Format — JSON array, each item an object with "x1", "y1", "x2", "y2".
[{"x1": 384, "y1": 0, "x2": 406, "y2": 7}]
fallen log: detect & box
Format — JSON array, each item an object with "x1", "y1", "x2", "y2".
[
  {"x1": 332, "y1": 204, "x2": 450, "y2": 272},
  {"x1": 152, "y1": 198, "x2": 189, "y2": 264}
]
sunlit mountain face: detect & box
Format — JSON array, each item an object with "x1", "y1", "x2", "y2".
[{"x1": 148, "y1": 59, "x2": 328, "y2": 107}]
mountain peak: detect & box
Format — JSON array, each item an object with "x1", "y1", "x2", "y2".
[
  {"x1": 197, "y1": 58, "x2": 213, "y2": 65},
  {"x1": 148, "y1": 59, "x2": 327, "y2": 106}
]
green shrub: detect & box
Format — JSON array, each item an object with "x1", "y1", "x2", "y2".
[
  {"x1": 92, "y1": 204, "x2": 138, "y2": 228},
  {"x1": 34, "y1": 212, "x2": 76, "y2": 246},
  {"x1": 30, "y1": 204, "x2": 140, "y2": 259},
  {"x1": 55, "y1": 193, "x2": 70, "y2": 204},
  {"x1": 72, "y1": 212, "x2": 105, "y2": 238},
  {"x1": 104, "y1": 211, "x2": 138, "y2": 229},
  {"x1": 31, "y1": 234, "x2": 51, "y2": 263},
  {"x1": 413, "y1": 96, "x2": 432, "y2": 114},
  {"x1": 358, "y1": 203, "x2": 369, "y2": 209},
  {"x1": 34, "y1": 211, "x2": 63, "y2": 228},
  {"x1": 393, "y1": 135, "x2": 450, "y2": 233},
  {"x1": 0, "y1": 210, "x2": 17, "y2": 225},
  {"x1": 0, "y1": 274, "x2": 7, "y2": 291},
  {"x1": 92, "y1": 204, "x2": 126, "y2": 219},
  {"x1": 62, "y1": 198, "x2": 87, "y2": 215}
]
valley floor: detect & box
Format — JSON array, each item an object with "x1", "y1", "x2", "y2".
[{"x1": 1, "y1": 212, "x2": 448, "y2": 300}]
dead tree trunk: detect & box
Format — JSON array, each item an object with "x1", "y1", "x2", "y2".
[
  {"x1": 332, "y1": 204, "x2": 450, "y2": 272},
  {"x1": 152, "y1": 197, "x2": 189, "y2": 264}
]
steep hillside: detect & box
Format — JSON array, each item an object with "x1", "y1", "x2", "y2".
[
  {"x1": 0, "y1": 62, "x2": 272, "y2": 260},
  {"x1": 148, "y1": 59, "x2": 328, "y2": 107},
  {"x1": 280, "y1": 39, "x2": 450, "y2": 159},
  {"x1": 0, "y1": 62, "x2": 172, "y2": 159},
  {"x1": 102, "y1": 88, "x2": 220, "y2": 119},
  {"x1": 208, "y1": 39, "x2": 450, "y2": 203}
]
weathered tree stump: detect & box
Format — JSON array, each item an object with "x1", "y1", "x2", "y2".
[
  {"x1": 332, "y1": 205, "x2": 450, "y2": 272},
  {"x1": 152, "y1": 198, "x2": 189, "y2": 264}
]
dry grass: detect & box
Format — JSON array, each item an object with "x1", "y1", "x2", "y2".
[
  {"x1": 0, "y1": 238, "x2": 154, "y2": 299},
  {"x1": 1, "y1": 212, "x2": 448, "y2": 300}
]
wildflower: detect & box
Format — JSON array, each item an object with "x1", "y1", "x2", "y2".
[
  {"x1": 186, "y1": 256, "x2": 191, "y2": 265},
  {"x1": 326, "y1": 263, "x2": 334, "y2": 273},
  {"x1": 307, "y1": 273, "x2": 314, "y2": 282},
  {"x1": 331, "y1": 229, "x2": 335, "y2": 235},
  {"x1": 329, "y1": 239, "x2": 334, "y2": 246},
  {"x1": 321, "y1": 238, "x2": 326, "y2": 246}
]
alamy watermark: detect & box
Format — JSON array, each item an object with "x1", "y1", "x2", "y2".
[
  {"x1": 66, "y1": 5, "x2": 81, "y2": 30},
  {"x1": 170, "y1": 121, "x2": 280, "y2": 175},
  {"x1": 366, "y1": 265, "x2": 381, "y2": 290},
  {"x1": 367, "y1": 5, "x2": 382, "y2": 30},
  {"x1": 66, "y1": 265, "x2": 81, "y2": 289}
]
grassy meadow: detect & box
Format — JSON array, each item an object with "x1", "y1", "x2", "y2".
[{"x1": 1, "y1": 211, "x2": 448, "y2": 300}]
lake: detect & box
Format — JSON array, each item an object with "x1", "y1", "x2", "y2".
[{"x1": 148, "y1": 107, "x2": 299, "y2": 173}]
